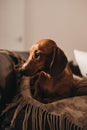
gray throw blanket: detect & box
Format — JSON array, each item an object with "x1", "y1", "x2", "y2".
[{"x1": 1, "y1": 76, "x2": 87, "y2": 130}]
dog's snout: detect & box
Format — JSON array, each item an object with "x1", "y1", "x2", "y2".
[
  {"x1": 18, "y1": 65, "x2": 29, "y2": 76},
  {"x1": 18, "y1": 63, "x2": 28, "y2": 73},
  {"x1": 21, "y1": 63, "x2": 28, "y2": 70}
]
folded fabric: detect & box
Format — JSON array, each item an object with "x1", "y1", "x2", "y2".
[{"x1": 1, "y1": 77, "x2": 87, "y2": 130}]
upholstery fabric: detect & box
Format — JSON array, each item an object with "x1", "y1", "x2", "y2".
[
  {"x1": 0, "y1": 52, "x2": 17, "y2": 110},
  {"x1": 0, "y1": 50, "x2": 28, "y2": 111}
]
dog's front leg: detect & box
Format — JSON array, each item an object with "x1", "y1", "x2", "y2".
[{"x1": 33, "y1": 71, "x2": 51, "y2": 102}]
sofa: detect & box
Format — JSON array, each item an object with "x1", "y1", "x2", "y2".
[{"x1": 0, "y1": 50, "x2": 87, "y2": 130}]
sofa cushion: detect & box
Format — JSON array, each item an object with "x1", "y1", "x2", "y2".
[{"x1": 0, "y1": 50, "x2": 28, "y2": 110}]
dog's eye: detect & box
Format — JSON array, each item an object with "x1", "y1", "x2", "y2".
[{"x1": 34, "y1": 51, "x2": 40, "y2": 59}]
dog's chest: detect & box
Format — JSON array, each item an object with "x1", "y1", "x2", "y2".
[{"x1": 39, "y1": 77, "x2": 57, "y2": 93}]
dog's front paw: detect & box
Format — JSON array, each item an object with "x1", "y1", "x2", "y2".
[{"x1": 40, "y1": 71, "x2": 51, "y2": 79}]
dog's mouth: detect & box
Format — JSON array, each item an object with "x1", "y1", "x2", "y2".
[
  {"x1": 18, "y1": 61, "x2": 49, "y2": 77},
  {"x1": 19, "y1": 67, "x2": 44, "y2": 77}
]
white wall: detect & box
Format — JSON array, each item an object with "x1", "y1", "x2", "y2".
[
  {"x1": 0, "y1": 0, "x2": 87, "y2": 61},
  {"x1": 26, "y1": 0, "x2": 87, "y2": 62},
  {"x1": 0, "y1": 0, "x2": 25, "y2": 51}
]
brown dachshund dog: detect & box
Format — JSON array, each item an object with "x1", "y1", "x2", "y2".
[{"x1": 20, "y1": 39, "x2": 73, "y2": 103}]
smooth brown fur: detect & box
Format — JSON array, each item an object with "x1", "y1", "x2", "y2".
[{"x1": 21, "y1": 39, "x2": 73, "y2": 103}]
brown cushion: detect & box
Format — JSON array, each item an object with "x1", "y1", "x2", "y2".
[
  {"x1": 0, "y1": 50, "x2": 28, "y2": 109},
  {"x1": 0, "y1": 52, "x2": 17, "y2": 107}
]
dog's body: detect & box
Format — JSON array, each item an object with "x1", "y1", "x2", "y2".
[{"x1": 21, "y1": 39, "x2": 73, "y2": 103}]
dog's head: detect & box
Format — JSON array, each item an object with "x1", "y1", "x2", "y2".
[{"x1": 21, "y1": 39, "x2": 68, "y2": 76}]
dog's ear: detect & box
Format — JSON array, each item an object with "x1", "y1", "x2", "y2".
[
  {"x1": 50, "y1": 47, "x2": 56, "y2": 69},
  {"x1": 50, "y1": 47, "x2": 68, "y2": 76}
]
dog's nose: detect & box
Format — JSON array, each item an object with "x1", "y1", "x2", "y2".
[
  {"x1": 18, "y1": 63, "x2": 29, "y2": 76},
  {"x1": 18, "y1": 68, "x2": 26, "y2": 76}
]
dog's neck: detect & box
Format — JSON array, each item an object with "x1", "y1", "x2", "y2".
[
  {"x1": 45, "y1": 63, "x2": 72, "y2": 80},
  {"x1": 44, "y1": 66, "x2": 66, "y2": 79}
]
